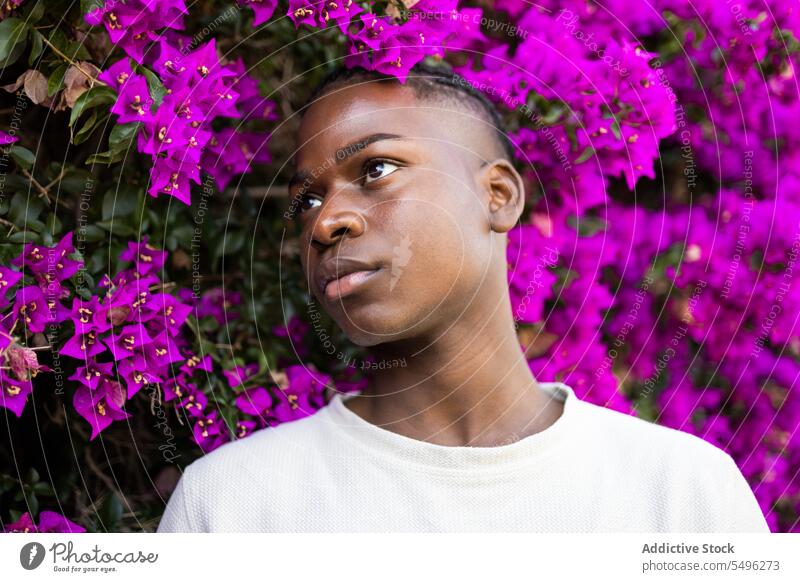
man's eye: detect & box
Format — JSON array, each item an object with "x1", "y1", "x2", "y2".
[
  {"x1": 363, "y1": 160, "x2": 399, "y2": 184},
  {"x1": 298, "y1": 193, "x2": 322, "y2": 213}
]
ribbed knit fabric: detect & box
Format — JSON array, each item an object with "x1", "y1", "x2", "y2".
[{"x1": 156, "y1": 382, "x2": 770, "y2": 533}]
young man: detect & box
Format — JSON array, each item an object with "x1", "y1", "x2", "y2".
[{"x1": 157, "y1": 63, "x2": 770, "y2": 533}]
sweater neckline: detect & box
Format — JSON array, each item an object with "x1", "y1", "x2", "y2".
[{"x1": 324, "y1": 382, "x2": 579, "y2": 473}]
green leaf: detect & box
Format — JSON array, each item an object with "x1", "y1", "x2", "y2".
[
  {"x1": 59, "y1": 168, "x2": 94, "y2": 194},
  {"x1": 23, "y1": 0, "x2": 45, "y2": 23},
  {"x1": 610, "y1": 120, "x2": 622, "y2": 140},
  {"x1": 222, "y1": 229, "x2": 246, "y2": 256},
  {"x1": 574, "y1": 146, "x2": 595, "y2": 164},
  {"x1": 109, "y1": 121, "x2": 139, "y2": 149},
  {"x1": 82, "y1": 224, "x2": 106, "y2": 243},
  {"x1": 48, "y1": 64, "x2": 67, "y2": 96},
  {"x1": 9, "y1": 192, "x2": 45, "y2": 226},
  {"x1": 0, "y1": 18, "x2": 28, "y2": 65},
  {"x1": 86, "y1": 122, "x2": 139, "y2": 165},
  {"x1": 75, "y1": 109, "x2": 112, "y2": 146},
  {"x1": 567, "y1": 214, "x2": 608, "y2": 237},
  {"x1": 45, "y1": 212, "x2": 62, "y2": 233},
  {"x1": 96, "y1": 219, "x2": 135, "y2": 237},
  {"x1": 7, "y1": 230, "x2": 40, "y2": 244},
  {"x1": 44, "y1": 28, "x2": 69, "y2": 57},
  {"x1": 81, "y1": 0, "x2": 104, "y2": 17},
  {"x1": 8, "y1": 145, "x2": 35, "y2": 170},
  {"x1": 69, "y1": 85, "x2": 117, "y2": 128},
  {"x1": 28, "y1": 30, "x2": 44, "y2": 65},
  {"x1": 137, "y1": 65, "x2": 166, "y2": 108},
  {"x1": 98, "y1": 492, "x2": 123, "y2": 530},
  {"x1": 102, "y1": 185, "x2": 139, "y2": 221}
]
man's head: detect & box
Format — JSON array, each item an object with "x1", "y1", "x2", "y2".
[{"x1": 291, "y1": 62, "x2": 525, "y2": 347}]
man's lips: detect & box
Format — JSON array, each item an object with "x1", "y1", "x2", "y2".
[
  {"x1": 315, "y1": 256, "x2": 383, "y2": 299},
  {"x1": 323, "y1": 268, "x2": 381, "y2": 300}
]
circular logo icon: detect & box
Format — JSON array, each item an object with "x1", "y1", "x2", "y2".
[{"x1": 20, "y1": 542, "x2": 46, "y2": 570}]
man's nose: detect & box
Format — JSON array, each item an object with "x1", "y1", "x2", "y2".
[{"x1": 309, "y1": 194, "x2": 367, "y2": 250}]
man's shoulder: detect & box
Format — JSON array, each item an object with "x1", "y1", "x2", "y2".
[
  {"x1": 571, "y1": 397, "x2": 768, "y2": 532},
  {"x1": 574, "y1": 397, "x2": 737, "y2": 470},
  {"x1": 183, "y1": 407, "x2": 335, "y2": 485}
]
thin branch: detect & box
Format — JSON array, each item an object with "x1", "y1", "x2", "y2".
[
  {"x1": 21, "y1": 167, "x2": 71, "y2": 210},
  {"x1": 40, "y1": 35, "x2": 107, "y2": 87},
  {"x1": 44, "y1": 167, "x2": 68, "y2": 192}
]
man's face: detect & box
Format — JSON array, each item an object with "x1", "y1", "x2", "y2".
[{"x1": 291, "y1": 82, "x2": 500, "y2": 347}]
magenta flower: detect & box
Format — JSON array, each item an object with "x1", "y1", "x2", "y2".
[
  {"x1": 2, "y1": 512, "x2": 35, "y2": 533},
  {"x1": 179, "y1": 353, "x2": 212, "y2": 375},
  {"x1": 0, "y1": 129, "x2": 17, "y2": 145},
  {"x1": 228, "y1": 58, "x2": 279, "y2": 122},
  {"x1": 73, "y1": 379, "x2": 130, "y2": 439},
  {"x1": 272, "y1": 365, "x2": 330, "y2": 422},
  {"x1": 36, "y1": 511, "x2": 86, "y2": 533},
  {"x1": 105, "y1": 324, "x2": 153, "y2": 361},
  {"x1": 272, "y1": 315, "x2": 310, "y2": 358},
  {"x1": 0, "y1": 266, "x2": 23, "y2": 311},
  {"x1": 178, "y1": 385, "x2": 208, "y2": 417},
  {"x1": 237, "y1": 0, "x2": 278, "y2": 26},
  {"x1": 117, "y1": 357, "x2": 161, "y2": 398},
  {"x1": 110, "y1": 73, "x2": 154, "y2": 123},
  {"x1": 68, "y1": 360, "x2": 114, "y2": 391},
  {"x1": 507, "y1": 225, "x2": 558, "y2": 324},
  {"x1": 0, "y1": 369, "x2": 32, "y2": 417},
  {"x1": 143, "y1": 293, "x2": 192, "y2": 335},
  {"x1": 201, "y1": 128, "x2": 271, "y2": 190},
  {"x1": 162, "y1": 374, "x2": 190, "y2": 403},
  {"x1": 13, "y1": 286, "x2": 66, "y2": 333},
  {"x1": 147, "y1": 157, "x2": 200, "y2": 205},
  {"x1": 97, "y1": 58, "x2": 135, "y2": 89},
  {"x1": 59, "y1": 330, "x2": 106, "y2": 360},
  {"x1": 0, "y1": 324, "x2": 13, "y2": 354},
  {"x1": 192, "y1": 410, "x2": 229, "y2": 452},
  {"x1": 235, "y1": 419, "x2": 258, "y2": 439},
  {"x1": 234, "y1": 386, "x2": 272, "y2": 417},
  {"x1": 85, "y1": 0, "x2": 188, "y2": 63},
  {"x1": 10, "y1": 233, "x2": 82, "y2": 290},
  {"x1": 3, "y1": 510, "x2": 84, "y2": 533},
  {"x1": 140, "y1": 330, "x2": 183, "y2": 369},
  {"x1": 223, "y1": 363, "x2": 259, "y2": 388},
  {"x1": 68, "y1": 296, "x2": 113, "y2": 335}
]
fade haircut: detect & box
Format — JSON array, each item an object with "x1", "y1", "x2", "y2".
[{"x1": 302, "y1": 61, "x2": 515, "y2": 162}]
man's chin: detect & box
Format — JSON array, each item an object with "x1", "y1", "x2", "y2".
[{"x1": 337, "y1": 314, "x2": 416, "y2": 348}]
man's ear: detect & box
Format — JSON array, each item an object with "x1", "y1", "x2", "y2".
[{"x1": 475, "y1": 159, "x2": 525, "y2": 233}]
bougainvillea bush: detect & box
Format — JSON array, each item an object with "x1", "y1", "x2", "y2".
[{"x1": 1, "y1": 0, "x2": 799, "y2": 532}]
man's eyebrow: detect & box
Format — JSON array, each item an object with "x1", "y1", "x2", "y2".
[
  {"x1": 334, "y1": 133, "x2": 404, "y2": 164},
  {"x1": 288, "y1": 133, "x2": 405, "y2": 192},
  {"x1": 288, "y1": 169, "x2": 311, "y2": 191}
]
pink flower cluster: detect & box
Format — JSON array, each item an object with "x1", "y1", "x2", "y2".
[
  {"x1": 287, "y1": 0, "x2": 478, "y2": 81},
  {"x1": 2, "y1": 510, "x2": 85, "y2": 533},
  {"x1": 1, "y1": 234, "x2": 81, "y2": 416},
  {"x1": 172, "y1": 289, "x2": 334, "y2": 452},
  {"x1": 657, "y1": 0, "x2": 800, "y2": 198},
  {"x1": 86, "y1": 1, "x2": 275, "y2": 204},
  {"x1": 456, "y1": 4, "x2": 676, "y2": 214}
]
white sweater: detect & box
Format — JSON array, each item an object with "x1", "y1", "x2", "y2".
[{"x1": 157, "y1": 382, "x2": 770, "y2": 533}]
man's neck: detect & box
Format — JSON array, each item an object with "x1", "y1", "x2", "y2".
[{"x1": 346, "y1": 313, "x2": 564, "y2": 447}]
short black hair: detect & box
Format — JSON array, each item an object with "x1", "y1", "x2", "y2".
[{"x1": 302, "y1": 60, "x2": 515, "y2": 162}]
